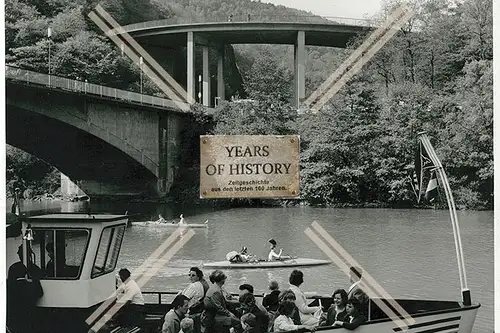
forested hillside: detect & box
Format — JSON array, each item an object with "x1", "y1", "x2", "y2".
[{"x1": 5, "y1": 0, "x2": 493, "y2": 209}]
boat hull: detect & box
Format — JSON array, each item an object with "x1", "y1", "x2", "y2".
[
  {"x1": 312, "y1": 304, "x2": 480, "y2": 333},
  {"x1": 131, "y1": 221, "x2": 208, "y2": 228},
  {"x1": 202, "y1": 258, "x2": 331, "y2": 269}
]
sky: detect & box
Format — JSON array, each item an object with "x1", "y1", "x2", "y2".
[{"x1": 261, "y1": 0, "x2": 384, "y2": 19}]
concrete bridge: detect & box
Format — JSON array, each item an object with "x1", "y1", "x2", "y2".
[
  {"x1": 7, "y1": 20, "x2": 371, "y2": 199},
  {"x1": 6, "y1": 66, "x2": 194, "y2": 198},
  {"x1": 112, "y1": 20, "x2": 372, "y2": 108}
]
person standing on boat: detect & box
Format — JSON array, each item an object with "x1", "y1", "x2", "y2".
[
  {"x1": 7, "y1": 245, "x2": 44, "y2": 333},
  {"x1": 333, "y1": 298, "x2": 366, "y2": 330},
  {"x1": 268, "y1": 239, "x2": 283, "y2": 261},
  {"x1": 288, "y1": 270, "x2": 321, "y2": 326},
  {"x1": 115, "y1": 268, "x2": 145, "y2": 327},
  {"x1": 163, "y1": 294, "x2": 190, "y2": 333},
  {"x1": 319, "y1": 289, "x2": 348, "y2": 326},
  {"x1": 45, "y1": 242, "x2": 55, "y2": 277},
  {"x1": 347, "y1": 267, "x2": 369, "y2": 319}
]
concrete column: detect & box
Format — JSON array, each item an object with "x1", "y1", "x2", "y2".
[
  {"x1": 202, "y1": 46, "x2": 211, "y2": 107},
  {"x1": 294, "y1": 30, "x2": 306, "y2": 108},
  {"x1": 187, "y1": 31, "x2": 195, "y2": 103},
  {"x1": 217, "y1": 46, "x2": 225, "y2": 103}
]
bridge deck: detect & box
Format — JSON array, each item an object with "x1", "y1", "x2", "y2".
[{"x1": 113, "y1": 21, "x2": 374, "y2": 48}]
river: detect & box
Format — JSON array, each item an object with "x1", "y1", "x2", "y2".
[{"x1": 11, "y1": 200, "x2": 494, "y2": 333}]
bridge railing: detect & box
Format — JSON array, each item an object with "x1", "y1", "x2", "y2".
[
  {"x1": 6, "y1": 65, "x2": 161, "y2": 176},
  {"x1": 5, "y1": 65, "x2": 190, "y2": 113},
  {"x1": 113, "y1": 14, "x2": 379, "y2": 33}
]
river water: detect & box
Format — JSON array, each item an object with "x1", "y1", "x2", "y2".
[{"x1": 11, "y1": 200, "x2": 494, "y2": 333}]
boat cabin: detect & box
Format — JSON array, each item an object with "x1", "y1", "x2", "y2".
[{"x1": 6, "y1": 213, "x2": 128, "y2": 332}]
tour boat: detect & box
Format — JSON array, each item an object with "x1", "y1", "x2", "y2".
[
  {"x1": 202, "y1": 258, "x2": 331, "y2": 269},
  {"x1": 131, "y1": 221, "x2": 209, "y2": 228},
  {"x1": 5, "y1": 133, "x2": 480, "y2": 333}
]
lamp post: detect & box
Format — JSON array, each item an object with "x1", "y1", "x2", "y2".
[
  {"x1": 198, "y1": 74, "x2": 202, "y2": 103},
  {"x1": 47, "y1": 27, "x2": 52, "y2": 86},
  {"x1": 139, "y1": 56, "x2": 143, "y2": 103}
]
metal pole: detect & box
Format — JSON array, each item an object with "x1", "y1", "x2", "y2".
[
  {"x1": 418, "y1": 132, "x2": 470, "y2": 305},
  {"x1": 48, "y1": 27, "x2": 52, "y2": 86},
  {"x1": 140, "y1": 57, "x2": 144, "y2": 104}
]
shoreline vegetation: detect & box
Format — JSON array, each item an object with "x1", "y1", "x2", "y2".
[{"x1": 5, "y1": 0, "x2": 492, "y2": 210}]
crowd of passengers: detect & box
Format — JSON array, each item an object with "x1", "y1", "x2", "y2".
[{"x1": 112, "y1": 265, "x2": 369, "y2": 333}]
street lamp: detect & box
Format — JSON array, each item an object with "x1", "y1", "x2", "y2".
[
  {"x1": 47, "y1": 27, "x2": 52, "y2": 86},
  {"x1": 198, "y1": 74, "x2": 202, "y2": 103},
  {"x1": 139, "y1": 56, "x2": 143, "y2": 103}
]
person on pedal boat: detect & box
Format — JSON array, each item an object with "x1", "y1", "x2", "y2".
[{"x1": 178, "y1": 214, "x2": 186, "y2": 225}]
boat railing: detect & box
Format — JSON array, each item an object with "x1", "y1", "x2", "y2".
[{"x1": 142, "y1": 290, "x2": 326, "y2": 305}]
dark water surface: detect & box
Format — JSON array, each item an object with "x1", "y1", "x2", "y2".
[{"x1": 14, "y1": 201, "x2": 493, "y2": 333}]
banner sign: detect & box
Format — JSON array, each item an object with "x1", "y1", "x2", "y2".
[{"x1": 200, "y1": 135, "x2": 300, "y2": 199}]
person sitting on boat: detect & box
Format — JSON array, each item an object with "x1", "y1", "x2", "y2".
[
  {"x1": 163, "y1": 294, "x2": 190, "y2": 333},
  {"x1": 347, "y1": 266, "x2": 369, "y2": 319},
  {"x1": 273, "y1": 300, "x2": 316, "y2": 332},
  {"x1": 332, "y1": 298, "x2": 366, "y2": 330},
  {"x1": 182, "y1": 267, "x2": 206, "y2": 314},
  {"x1": 268, "y1": 239, "x2": 292, "y2": 261},
  {"x1": 156, "y1": 214, "x2": 167, "y2": 224},
  {"x1": 115, "y1": 268, "x2": 145, "y2": 327},
  {"x1": 226, "y1": 247, "x2": 251, "y2": 263},
  {"x1": 201, "y1": 270, "x2": 242, "y2": 333},
  {"x1": 45, "y1": 242, "x2": 55, "y2": 277},
  {"x1": 288, "y1": 270, "x2": 321, "y2": 326},
  {"x1": 179, "y1": 317, "x2": 195, "y2": 333},
  {"x1": 319, "y1": 289, "x2": 348, "y2": 326},
  {"x1": 263, "y1": 280, "x2": 281, "y2": 313},
  {"x1": 239, "y1": 292, "x2": 270, "y2": 333},
  {"x1": 241, "y1": 313, "x2": 259, "y2": 333}
]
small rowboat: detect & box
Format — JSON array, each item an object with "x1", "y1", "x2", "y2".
[
  {"x1": 131, "y1": 221, "x2": 209, "y2": 228},
  {"x1": 202, "y1": 258, "x2": 331, "y2": 269}
]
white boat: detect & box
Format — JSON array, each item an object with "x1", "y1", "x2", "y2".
[
  {"x1": 4, "y1": 133, "x2": 480, "y2": 333},
  {"x1": 203, "y1": 258, "x2": 331, "y2": 269},
  {"x1": 131, "y1": 221, "x2": 209, "y2": 228}
]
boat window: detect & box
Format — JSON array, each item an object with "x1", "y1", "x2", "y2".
[
  {"x1": 31, "y1": 228, "x2": 90, "y2": 280},
  {"x1": 92, "y1": 225, "x2": 126, "y2": 278}
]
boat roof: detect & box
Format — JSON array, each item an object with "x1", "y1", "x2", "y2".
[{"x1": 25, "y1": 213, "x2": 128, "y2": 223}]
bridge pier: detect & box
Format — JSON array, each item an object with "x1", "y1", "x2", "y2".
[
  {"x1": 294, "y1": 30, "x2": 306, "y2": 108},
  {"x1": 187, "y1": 31, "x2": 195, "y2": 103}
]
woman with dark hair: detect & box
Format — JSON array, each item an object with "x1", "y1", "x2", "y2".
[
  {"x1": 288, "y1": 270, "x2": 321, "y2": 326},
  {"x1": 333, "y1": 298, "x2": 366, "y2": 330},
  {"x1": 239, "y1": 293, "x2": 269, "y2": 333},
  {"x1": 274, "y1": 301, "x2": 316, "y2": 332},
  {"x1": 201, "y1": 270, "x2": 242, "y2": 333},
  {"x1": 268, "y1": 289, "x2": 301, "y2": 331},
  {"x1": 319, "y1": 289, "x2": 348, "y2": 326},
  {"x1": 182, "y1": 267, "x2": 205, "y2": 313}
]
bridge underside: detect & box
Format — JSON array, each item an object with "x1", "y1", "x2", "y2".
[{"x1": 7, "y1": 107, "x2": 158, "y2": 198}]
